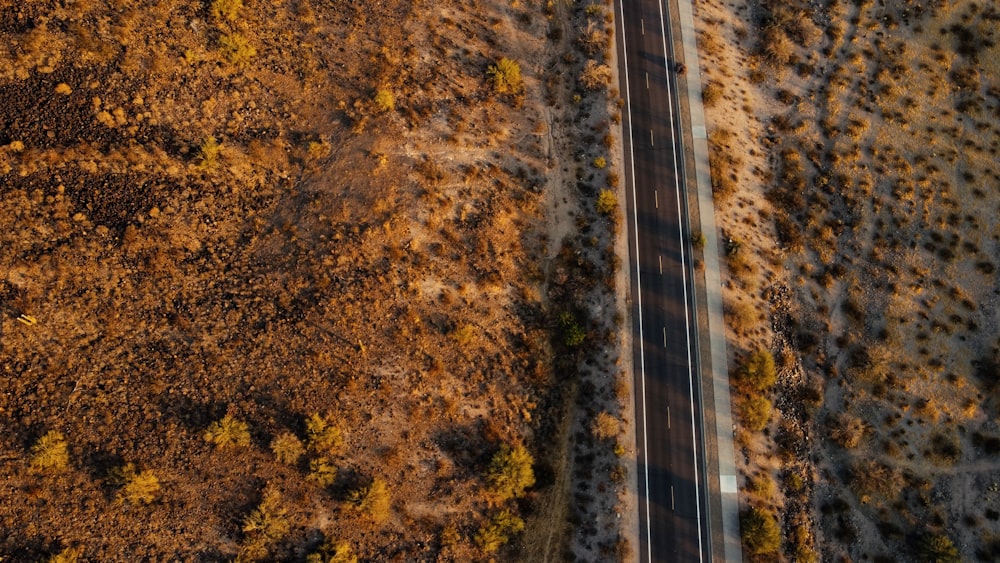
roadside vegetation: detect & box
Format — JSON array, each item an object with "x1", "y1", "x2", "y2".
[{"x1": 697, "y1": 0, "x2": 999, "y2": 560}]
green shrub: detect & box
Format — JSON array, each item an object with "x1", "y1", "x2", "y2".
[
  {"x1": 487, "y1": 57, "x2": 523, "y2": 95},
  {"x1": 691, "y1": 231, "x2": 706, "y2": 249},
  {"x1": 741, "y1": 396, "x2": 772, "y2": 431},
  {"x1": 740, "y1": 507, "x2": 780, "y2": 555},
  {"x1": 596, "y1": 189, "x2": 618, "y2": 216},
  {"x1": 475, "y1": 509, "x2": 524, "y2": 553},
  {"x1": 30, "y1": 430, "x2": 69, "y2": 472},
  {"x1": 557, "y1": 311, "x2": 586, "y2": 348},
  {"x1": 742, "y1": 349, "x2": 777, "y2": 391},
  {"x1": 486, "y1": 444, "x2": 535, "y2": 501},
  {"x1": 204, "y1": 414, "x2": 251, "y2": 449}
]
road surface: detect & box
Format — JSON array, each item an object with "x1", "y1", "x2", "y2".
[{"x1": 615, "y1": 0, "x2": 712, "y2": 560}]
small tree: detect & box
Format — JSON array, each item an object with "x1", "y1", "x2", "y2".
[
  {"x1": 348, "y1": 477, "x2": 391, "y2": 523},
  {"x1": 306, "y1": 539, "x2": 357, "y2": 563},
  {"x1": 308, "y1": 457, "x2": 338, "y2": 486},
  {"x1": 110, "y1": 463, "x2": 161, "y2": 505},
  {"x1": 241, "y1": 487, "x2": 290, "y2": 560},
  {"x1": 306, "y1": 413, "x2": 344, "y2": 455},
  {"x1": 740, "y1": 507, "x2": 780, "y2": 555},
  {"x1": 475, "y1": 509, "x2": 525, "y2": 553},
  {"x1": 487, "y1": 57, "x2": 524, "y2": 95},
  {"x1": 204, "y1": 414, "x2": 251, "y2": 449},
  {"x1": 917, "y1": 533, "x2": 960, "y2": 563},
  {"x1": 486, "y1": 444, "x2": 535, "y2": 501},
  {"x1": 30, "y1": 430, "x2": 69, "y2": 473},
  {"x1": 270, "y1": 432, "x2": 305, "y2": 465},
  {"x1": 742, "y1": 349, "x2": 777, "y2": 391}
]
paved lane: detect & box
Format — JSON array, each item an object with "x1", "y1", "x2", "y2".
[{"x1": 615, "y1": 0, "x2": 711, "y2": 560}]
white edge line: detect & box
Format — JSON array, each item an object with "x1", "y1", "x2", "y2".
[
  {"x1": 616, "y1": 2, "x2": 652, "y2": 561},
  {"x1": 656, "y1": 0, "x2": 704, "y2": 561}
]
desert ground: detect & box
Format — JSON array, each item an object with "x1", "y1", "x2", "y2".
[
  {"x1": 0, "y1": 0, "x2": 634, "y2": 561},
  {"x1": 694, "y1": 0, "x2": 999, "y2": 560}
]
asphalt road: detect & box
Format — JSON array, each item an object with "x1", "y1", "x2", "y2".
[{"x1": 615, "y1": 0, "x2": 711, "y2": 560}]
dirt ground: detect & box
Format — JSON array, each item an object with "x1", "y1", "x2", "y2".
[
  {"x1": 694, "y1": 0, "x2": 1000, "y2": 560},
  {"x1": 0, "y1": 0, "x2": 634, "y2": 561}
]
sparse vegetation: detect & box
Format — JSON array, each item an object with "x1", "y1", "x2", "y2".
[
  {"x1": 591, "y1": 411, "x2": 620, "y2": 440},
  {"x1": 701, "y1": 0, "x2": 1000, "y2": 558}
]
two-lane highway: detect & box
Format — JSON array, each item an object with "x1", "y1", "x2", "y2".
[{"x1": 615, "y1": 0, "x2": 711, "y2": 560}]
